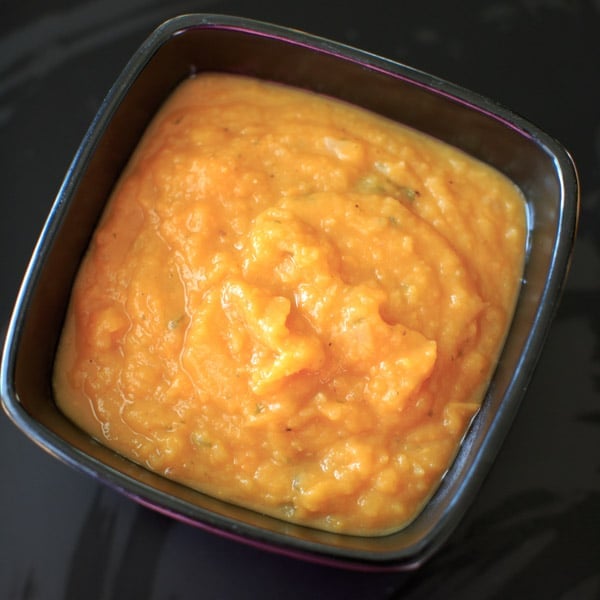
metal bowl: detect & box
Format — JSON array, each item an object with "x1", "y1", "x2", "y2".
[{"x1": 0, "y1": 14, "x2": 579, "y2": 570}]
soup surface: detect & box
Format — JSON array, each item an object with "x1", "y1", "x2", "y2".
[{"x1": 54, "y1": 74, "x2": 526, "y2": 535}]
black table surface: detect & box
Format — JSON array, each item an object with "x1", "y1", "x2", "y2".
[{"x1": 1, "y1": 1, "x2": 599, "y2": 598}]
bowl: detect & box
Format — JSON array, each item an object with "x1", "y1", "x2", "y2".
[{"x1": 0, "y1": 14, "x2": 579, "y2": 571}]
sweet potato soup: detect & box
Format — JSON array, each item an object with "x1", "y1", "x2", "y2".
[{"x1": 53, "y1": 73, "x2": 526, "y2": 535}]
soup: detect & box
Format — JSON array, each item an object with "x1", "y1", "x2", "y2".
[{"x1": 54, "y1": 74, "x2": 526, "y2": 535}]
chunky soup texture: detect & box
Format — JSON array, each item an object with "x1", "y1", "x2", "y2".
[{"x1": 54, "y1": 74, "x2": 526, "y2": 535}]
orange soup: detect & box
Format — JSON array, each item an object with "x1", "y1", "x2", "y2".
[{"x1": 53, "y1": 74, "x2": 526, "y2": 535}]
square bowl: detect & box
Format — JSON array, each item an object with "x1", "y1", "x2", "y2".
[{"x1": 0, "y1": 14, "x2": 579, "y2": 570}]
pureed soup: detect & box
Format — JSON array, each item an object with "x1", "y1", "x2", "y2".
[{"x1": 53, "y1": 74, "x2": 526, "y2": 536}]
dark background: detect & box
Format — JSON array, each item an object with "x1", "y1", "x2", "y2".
[{"x1": 1, "y1": 1, "x2": 599, "y2": 598}]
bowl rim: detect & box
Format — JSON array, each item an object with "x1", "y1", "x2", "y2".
[{"x1": 0, "y1": 13, "x2": 580, "y2": 571}]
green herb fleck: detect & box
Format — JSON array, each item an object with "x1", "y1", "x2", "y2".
[
  {"x1": 168, "y1": 315, "x2": 184, "y2": 330},
  {"x1": 190, "y1": 432, "x2": 212, "y2": 448}
]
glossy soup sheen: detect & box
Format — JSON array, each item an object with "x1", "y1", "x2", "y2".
[{"x1": 53, "y1": 74, "x2": 526, "y2": 536}]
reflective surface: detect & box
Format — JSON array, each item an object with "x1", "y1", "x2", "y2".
[{"x1": 1, "y1": 0, "x2": 599, "y2": 597}]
